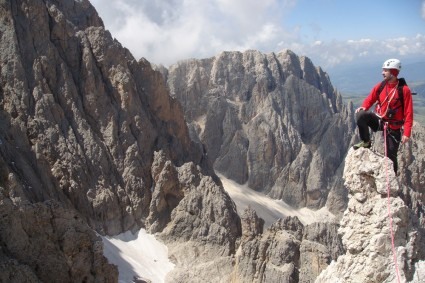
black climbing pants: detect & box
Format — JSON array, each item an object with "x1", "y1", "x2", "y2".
[{"x1": 356, "y1": 111, "x2": 401, "y2": 173}]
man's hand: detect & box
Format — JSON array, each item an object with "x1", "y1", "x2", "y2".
[
  {"x1": 355, "y1": 107, "x2": 365, "y2": 113},
  {"x1": 401, "y1": 135, "x2": 410, "y2": 144}
]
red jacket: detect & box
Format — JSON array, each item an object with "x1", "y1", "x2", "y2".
[{"x1": 361, "y1": 79, "x2": 414, "y2": 137}]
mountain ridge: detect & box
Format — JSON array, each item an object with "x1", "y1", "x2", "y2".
[
  {"x1": 162, "y1": 49, "x2": 356, "y2": 213},
  {"x1": 0, "y1": 0, "x2": 239, "y2": 281},
  {"x1": 1, "y1": 0, "x2": 425, "y2": 282}
]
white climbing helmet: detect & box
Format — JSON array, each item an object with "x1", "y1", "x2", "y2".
[{"x1": 382, "y1": 58, "x2": 401, "y2": 71}]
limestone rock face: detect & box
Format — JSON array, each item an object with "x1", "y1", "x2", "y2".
[
  {"x1": 0, "y1": 193, "x2": 118, "y2": 283},
  {"x1": 231, "y1": 209, "x2": 344, "y2": 283},
  {"x1": 316, "y1": 148, "x2": 425, "y2": 282},
  {"x1": 147, "y1": 151, "x2": 241, "y2": 283},
  {"x1": 166, "y1": 50, "x2": 357, "y2": 210},
  {"x1": 2, "y1": 0, "x2": 425, "y2": 282},
  {"x1": 397, "y1": 123, "x2": 425, "y2": 227},
  {"x1": 234, "y1": 215, "x2": 304, "y2": 283},
  {"x1": 0, "y1": 0, "x2": 206, "y2": 235},
  {"x1": 299, "y1": 222, "x2": 344, "y2": 283},
  {"x1": 364, "y1": 123, "x2": 425, "y2": 231},
  {"x1": 0, "y1": 0, "x2": 235, "y2": 281}
]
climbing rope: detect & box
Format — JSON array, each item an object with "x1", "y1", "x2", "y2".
[{"x1": 384, "y1": 122, "x2": 401, "y2": 283}]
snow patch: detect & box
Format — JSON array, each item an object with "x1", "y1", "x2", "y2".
[
  {"x1": 102, "y1": 173, "x2": 335, "y2": 282},
  {"x1": 219, "y1": 173, "x2": 335, "y2": 226},
  {"x1": 102, "y1": 229, "x2": 174, "y2": 283}
]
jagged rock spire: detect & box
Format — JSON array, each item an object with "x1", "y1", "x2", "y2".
[{"x1": 316, "y1": 148, "x2": 425, "y2": 282}]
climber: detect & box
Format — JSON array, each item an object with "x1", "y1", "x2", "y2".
[{"x1": 352, "y1": 58, "x2": 414, "y2": 173}]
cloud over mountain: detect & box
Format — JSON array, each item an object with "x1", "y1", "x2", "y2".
[{"x1": 91, "y1": 0, "x2": 425, "y2": 68}]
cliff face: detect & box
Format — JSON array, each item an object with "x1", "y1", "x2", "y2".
[
  {"x1": 232, "y1": 211, "x2": 344, "y2": 283},
  {"x1": 164, "y1": 50, "x2": 356, "y2": 211},
  {"x1": 0, "y1": 0, "x2": 209, "y2": 236},
  {"x1": 397, "y1": 123, "x2": 425, "y2": 226},
  {"x1": 0, "y1": 0, "x2": 239, "y2": 281},
  {"x1": 316, "y1": 147, "x2": 425, "y2": 282},
  {"x1": 0, "y1": 199, "x2": 118, "y2": 283},
  {"x1": 2, "y1": 1, "x2": 425, "y2": 282}
]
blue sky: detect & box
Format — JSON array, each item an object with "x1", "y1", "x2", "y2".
[
  {"x1": 284, "y1": 1, "x2": 425, "y2": 42},
  {"x1": 90, "y1": 0, "x2": 425, "y2": 69}
]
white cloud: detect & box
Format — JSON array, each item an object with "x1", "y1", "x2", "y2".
[
  {"x1": 90, "y1": 0, "x2": 425, "y2": 69},
  {"x1": 359, "y1": 51, "x2": 369, "y2": 57},
  {"x1": 91, "y1": 0, "x2": 296, "y2": 65},
  {"x1": 295, "y1": 36, "x2": 425, "y2": 68}
]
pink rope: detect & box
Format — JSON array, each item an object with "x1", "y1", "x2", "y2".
[{"x1": 384, "y1": 122, "x2": 401, "y2": 283}]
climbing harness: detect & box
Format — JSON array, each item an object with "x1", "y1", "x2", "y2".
[
  {"x1": 383, "y1": 122, "x2": 401, "y2": 283},
  {"x1": 375, "y1": 82, "x2": 399, "y2": 119}
]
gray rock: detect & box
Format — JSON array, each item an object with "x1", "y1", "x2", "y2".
[
  {"x1": 299, "y1": 222, "x2": 345, "y2": 283},
  {"x1": 166, "y1": 49, "x2": 357, "y2": 210},
  {"x1": 148, "y1": 152, "x2": 241, "y2": 283},
  {"x1": 0, "y1": 194, "x2": 118, "y2": 283},
  {"x1": 233, "y1": 215, "x2": 304, "y2": 283},
  {"x1": 316, "y1": 148, "x2": 425, "y2": 282},
  {"x1": 0, "y1": 0, "x2": 228, "y2": 281},
  {"x1": 2, "y1": 0, "x2": 424, "y2": 282}
]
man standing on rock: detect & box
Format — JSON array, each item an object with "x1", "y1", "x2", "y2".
[{"x1": 353, "y1": 58, "x2": 414, "y2": 173}]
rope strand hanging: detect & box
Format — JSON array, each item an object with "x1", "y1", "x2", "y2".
[{"x1": 384, "y1": 122, "x2": 401, "y2": 283}]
